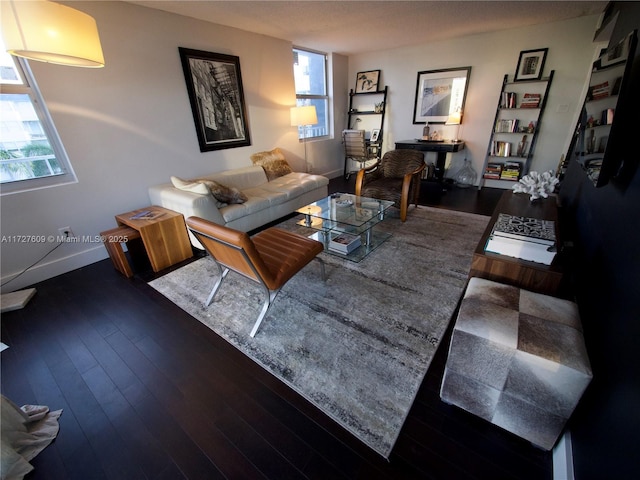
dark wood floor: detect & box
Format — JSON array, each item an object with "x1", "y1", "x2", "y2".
[{"x1": 1, "y1": 180, "x2": 552, "y2": 479}]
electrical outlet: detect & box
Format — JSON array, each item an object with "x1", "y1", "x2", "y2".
[{"x1": 58, "y1": 226, "x2": 74, "y2": 238}]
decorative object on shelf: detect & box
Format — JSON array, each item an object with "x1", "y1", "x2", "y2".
[
  {"x1": 413, "y1": 66, "x2": 471, "y2": 124},
  {"x1": 290, "y1": 105, "x2": 318, "y2": 173},
  {"x1": 355, "y1": 70, "x2": 380, "y2": 93},
  {"x1": 454, "y1": 158, "x2": 477, "y2": 188},
  {"x1": 370, "y1": 128, "x2": 380, "y2": 142},
  {"x1": 1, "y1": 0, "x2": 105, "y2": 68},
  {"x1": 374, "y1": 101, "x2": 384, "y2": 113},
  {"x1": 179, "y1": 48, "x2": 251, "y2": 151},
  {"x1": 514, "y1": 48, "x2": 548, "y2": 81},
  {"x1": 512, "y1": 170, "x2": 559, "y2": 201},
  {"x1": 422, "y1": 122, "x2": 430, "y2": 140}
]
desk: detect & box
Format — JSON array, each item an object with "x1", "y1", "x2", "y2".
[
  {"x1": 394, "y1": 140, "x2": 464, "y2": 182},
  {"x1": 469, "y1": 191, "x2": 564, "y2": 296}
]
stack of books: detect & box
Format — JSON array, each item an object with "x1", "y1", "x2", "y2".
[
  {"x1": 485, "y1": 213, "x2": 557, "y2": 265},
  {"x1": 483, "y1": 162, "x2": 503, "y2": 179},
  {"x1": 329, "y1": 232, "x2": 361, "y2": 254},
  {"x1": 520, "y1": 93, "x2": 541, "y2": 108},
  {"x1": 501, "y1": 91, "x2": 517, "y2": 108},
  {"x1": 589, "y1": 81, "x2": 609, "y2": 100},
  {"x1": 495, "y1": 118, "x2": 519, "y2": 133},
  {"x1": 499, "y1": 161, "x2": 522, "y2": 181}
]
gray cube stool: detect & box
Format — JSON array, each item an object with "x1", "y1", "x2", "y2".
[{"x1": 440, "y1": 277, "x2": 592, "y2": 450}]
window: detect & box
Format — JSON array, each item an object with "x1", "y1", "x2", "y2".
[
  {"x1": 293, "y1": 47, "x2": 329, "y2": 139},
  {"x1": 0, "y1": 41, "x2": 76, "y2": 195}
]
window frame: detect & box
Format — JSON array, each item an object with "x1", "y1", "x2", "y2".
[
  {"x1": 293, "y1": 46, "x2": 330, "y2": 140},
  {"x1": 1, "y1": 57, "x2": 77, "y2": 196}
]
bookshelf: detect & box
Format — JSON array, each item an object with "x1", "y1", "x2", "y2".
[{"x1": 479, "y1": 71, "x2": 554, "y2": 189}]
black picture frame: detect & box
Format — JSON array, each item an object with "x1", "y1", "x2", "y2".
[
  {"x1": 514, "y1": 48, "x2": 548, "y2": 81},
  {"x1": 413, "y1": 66, "x2": 471, "y2": 124},
  {"x1": 355, "y1": 70, "x2": 380, "y2": 93},
  {"x1": 179, "y1": 47, "x2": 251, "y2": 152}
]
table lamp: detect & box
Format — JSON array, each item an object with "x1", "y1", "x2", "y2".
[
  {"x1": 290, "y1": 105, "x2": 318, "y2": 172},
  {"x1": 446, "y1": 110, "x2": 462, "y2": 142}
]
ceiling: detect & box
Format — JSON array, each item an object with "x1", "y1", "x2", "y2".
[{"x1": 125, "y1": 1, "x2": 606, "y2": 55}]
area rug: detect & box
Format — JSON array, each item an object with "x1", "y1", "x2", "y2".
[{"x1": 149, "y1": 206, "x2": 489, "y2": 458}]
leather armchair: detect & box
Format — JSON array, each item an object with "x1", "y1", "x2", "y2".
[{"x1": 355, "y1": 149, "x2": 425, "y2": 222}]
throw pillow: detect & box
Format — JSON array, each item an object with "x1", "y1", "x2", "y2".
[
  {"x1": 170, "y1": 176, "x2": 247, "y2": 204},
  {"x1": 196, "y1": 179, "x2": 248, "y2": 204},
  {"x1": 250, "y1": 147, "x2": 293, "y2": 181}
]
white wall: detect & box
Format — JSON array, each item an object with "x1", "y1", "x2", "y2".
[
  {"x1": 0, "y1": 1, "x2": 344, "y2": 290},
  {"x1": 0, "y1": 3, "x2": 599, "y2": 290},
  {"x1": 349, "y1": 15, "x2": 600, "y2": 183}
]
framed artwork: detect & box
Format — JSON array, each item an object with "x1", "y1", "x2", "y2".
[
  {"x1": 413, "y1": 66, "x2": 471, "y2": 124},
  {"x1": 179, "y1": 47, "x2": 251, "y2": 152},
  {"x1": 514, "y1": 48, "x2": 548, "y2": 81},
  {"x1": 355, "y1": 70, "x2": 380, "y2": 93},
  {"x1": 370, "y1": 129, "x2": 380, "y2": 142}
]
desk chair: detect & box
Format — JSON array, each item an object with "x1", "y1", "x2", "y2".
[
  {"x1": 343, "y1": 129, "x2": 378, "y2": 179},
  {"x1": 186, "y1": 217, "x2": 325, "y2": 337}
]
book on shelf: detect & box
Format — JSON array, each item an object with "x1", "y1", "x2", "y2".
[
  {"x1": 501, "y1": 91, "x2": 517, "y2": 108},
  {"x1": 589, "y1": 81, "x2": 609, "y2": 100},
  {"x1": 329, "y1": 232, "x2": 361, "y2": 254},
  {"x1": 520, "y1": 93, "x2": 541, "y2": 108},
  {"x1": 483, "y1": 162, "x2": 503, "y2": 179},
  {"x1": 490, "y1": 141, "x2": 511, "y2": 157},
  {"x1": 495, "y1": 118, "x2": 519, "y2": 133},
  {"x1": 499, "y1": 161, "x2": 522, "y2": 180}
]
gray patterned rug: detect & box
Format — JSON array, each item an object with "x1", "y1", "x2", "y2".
[{"x1": 149, "y1": 206, "x2": 489, "y2": 458}]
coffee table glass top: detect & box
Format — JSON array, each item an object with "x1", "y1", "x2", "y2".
[
  {"x1": 296, "y1": 193, "x2": 394, "y2": 233},
  {"x1": 295, "y1": 193, "x2": 394, "y2": 262}
]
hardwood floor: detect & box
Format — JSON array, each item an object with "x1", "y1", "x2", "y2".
[{"x1": 0, "y1": 180, "x2": 551, "y2": 479}]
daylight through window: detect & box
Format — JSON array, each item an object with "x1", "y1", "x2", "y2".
[
  {"x1": 0, "y1": 40, "x2": 76, "y2": 195},
  {"x1": 293, "y1": 47, "x2": 329, "y2": 139}
]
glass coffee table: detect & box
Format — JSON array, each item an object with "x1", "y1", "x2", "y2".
[{"x1": 296, "y1": 193, "x2": 395, "y2": 262}]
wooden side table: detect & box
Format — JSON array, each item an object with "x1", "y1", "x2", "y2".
[
  {"x1": 115, "y1": 206, "x2": 192, "y2": 273},
  {"x1": 469, "y1": 191, "x2": 564, "y2": 296}
]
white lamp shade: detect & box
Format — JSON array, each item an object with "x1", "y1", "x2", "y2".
[
  {"x1": 1, "y1": 0, "x2": 105, "y2": 68},
  {"x1": 290, "y1": 105, "x2": 318, "y2": 126},
  {"x1": 446, "y1": 111, "x2": 462, "y2": 125}
]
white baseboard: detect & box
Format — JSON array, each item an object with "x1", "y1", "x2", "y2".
[
  {"x1": 1, "y1": 245, "x2": 108, "y2": 292},
  {"x1": 553, "y1": 431, "x2": 575, "y2": 480}
]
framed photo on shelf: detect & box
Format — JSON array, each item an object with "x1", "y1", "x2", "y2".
[
  {"x1": 514, "y1": 48, "x2": 548, "y2": 81},
  {"x1": 355, "y1": 70, "x2": 380, "y2": 93},
  {"x1": 179, "y1": 47, "x2": 251, "y2": 152},
  {"x1": 370, "y1": 129, "x2": 380, "y2": 142},
  {"x1": 413, "y1": 66, "x2": 471, "y2": 124}
]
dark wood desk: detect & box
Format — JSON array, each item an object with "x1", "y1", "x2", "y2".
[
  {"x1": 394, "y1": 140, "x2": 465, "y2": 183},
  {"x1": 469, "y1": 190, "x2": 564, "y2": 296}
]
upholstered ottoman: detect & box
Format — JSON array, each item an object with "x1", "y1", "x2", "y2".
[{"x1": 440, "y1": 277, "x2": 592, "y2": 450}]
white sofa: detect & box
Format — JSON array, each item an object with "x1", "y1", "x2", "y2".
[{"x1": 148, "y1": 165, "x2": 328, "y2": 248}]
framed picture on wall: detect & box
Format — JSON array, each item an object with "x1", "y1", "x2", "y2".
[
  {"x1": 355, "y1": 70, "x2": 380, "y2": 93},
  {"x1": 413, "y1": 66, "x2": 471, "y2": 124},
  {"x1": 179, "y1": 47, "x2": 251, "y2": 151},
  {"x1": 514, "y1": 48, "x2": 548, "y2": 81}
]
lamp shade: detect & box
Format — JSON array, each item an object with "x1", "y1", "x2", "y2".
[
  {"x1": 446, "y1": 110, "x2": 462, "y2": 125},
  {"x1": 290, "y1": 105, "x2": 318, "y2": 126},
  {"x1": 1, "y1": 0, "x2": 105, "y2": 68}
]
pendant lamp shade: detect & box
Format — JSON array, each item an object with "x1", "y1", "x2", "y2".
[{"x1": 1, "y1": 0, "x2": 104, "y2": 68}]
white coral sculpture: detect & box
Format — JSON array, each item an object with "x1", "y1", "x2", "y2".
[{"x1": 512, "y1": 170, "x2": 559, "y2": 201}]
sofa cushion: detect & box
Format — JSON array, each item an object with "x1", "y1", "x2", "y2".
[
  {"x1": 250, "y1": 147, "x2": 293, "y2": 180},
  {"x1": 171, "y1": 176, "x2": 247, "y2": 204}
]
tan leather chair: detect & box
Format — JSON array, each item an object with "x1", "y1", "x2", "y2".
[
  {"x1": 186, "y1": 217, "x2": 325, "y2": 337},
  {"x1": 355, "y1": 149, "x2": 426, "y2": 222}
]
